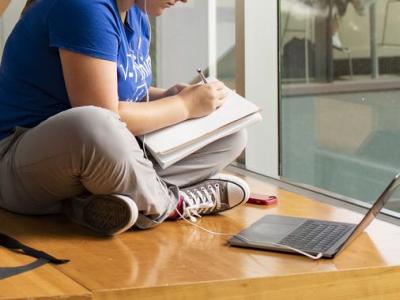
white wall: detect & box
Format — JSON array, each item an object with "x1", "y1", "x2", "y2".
[
  {"x1": 156, "y1": 0, "x2": 209, "y2": 88},
  {"x1": 0, "y1": 0, "x2": 25, "y2": 60},
  {"x1": 156, "y1": 0, "x2": 236, "y2": 88}
]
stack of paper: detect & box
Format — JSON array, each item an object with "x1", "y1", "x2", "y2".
[{"x1": 142, "y1": 86, "x2": 262, "y2": 169}]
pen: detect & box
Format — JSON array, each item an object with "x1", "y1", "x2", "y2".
[{"x1": 196, "y1": 68, "x2": 208, "y2": 84}]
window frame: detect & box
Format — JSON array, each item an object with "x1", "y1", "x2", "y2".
[{"x1": 236, "y1": 0, "x2": 279, "y2": 179}]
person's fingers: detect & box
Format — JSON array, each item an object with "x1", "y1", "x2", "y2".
[
  {"x1": 216, "y1": 97, "x2": 226, "y2": 108},
  {"x1": 216, "y1": 89, "x2": 227, "y2": 100},
  {"x1": 208, "y1": 81, "x2": 225, "y2": 90}
]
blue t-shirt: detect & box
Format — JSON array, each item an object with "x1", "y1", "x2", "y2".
[{"x1": 0, "y1": 0, "x2": 152, "y2": 140}]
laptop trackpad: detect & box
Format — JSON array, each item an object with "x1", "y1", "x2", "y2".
[{"x1": 235, "y1": 215, "x2": 304, "y2": 243}]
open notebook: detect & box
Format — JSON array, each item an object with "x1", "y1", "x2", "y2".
[{"x1": 141, "y1": 83, "x2": 262, "y2": 169}]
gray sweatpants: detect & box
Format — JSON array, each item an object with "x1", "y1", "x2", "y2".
[{"x1": 0, "y1": 106, "x2": 246, "y2": 229}]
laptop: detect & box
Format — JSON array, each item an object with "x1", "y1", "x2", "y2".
[{"x1": 228, "y1": 174, "x2": 400, "y2": 258}]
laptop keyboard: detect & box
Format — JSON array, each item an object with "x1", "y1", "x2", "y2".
[{"x1": 278, "y1": 220, "x2": 354, "y2": 253}]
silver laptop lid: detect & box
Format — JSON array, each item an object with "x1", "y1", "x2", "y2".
[{"x1": 337, "y1": 173, "x2": 400, "y2": 255}]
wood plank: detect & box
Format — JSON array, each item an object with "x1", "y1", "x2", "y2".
[
  {"x1": 0, "y1": 248, "x2": 91, "y2": 300},
  {"x1": 1, "y1": 173, "x2": 400, "y2": 299},
  {"x1": 91, "y1": 266, "x2": 400, "y2": 300}
]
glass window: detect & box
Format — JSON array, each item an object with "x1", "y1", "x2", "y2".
[
  {"x1": 280, "y1": 0, "x2": 400, "y2": 215},
  {"x1": 216, "y1": 0, "x2": 236, "y2": 90}
]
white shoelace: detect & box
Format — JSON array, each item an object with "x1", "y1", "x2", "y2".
[{"x1": 180, "y1": 184, "x2": 221, "y2": 222}]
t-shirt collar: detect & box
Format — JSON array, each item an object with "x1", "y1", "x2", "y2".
[{"x1": 112, "y1": 0, "x2": 134, "y2": 30}]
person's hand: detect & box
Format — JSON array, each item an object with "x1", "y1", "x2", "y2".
[
  {"x1": 178, "y1": 81, "x2": 227, "y2": 119},
  {"x1": 164, "y1": 83, "x2": 189, "y2": 98}
]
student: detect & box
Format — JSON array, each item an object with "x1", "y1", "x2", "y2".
[{"x1": 0, "y1": 0, "x2": 249, "y2": 236}]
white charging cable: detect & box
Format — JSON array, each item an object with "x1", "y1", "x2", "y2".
[{"x1": 170, "y1": 201, "x2": 323, "y2": 260}]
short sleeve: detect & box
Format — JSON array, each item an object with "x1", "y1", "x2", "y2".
[{"x1": 48, "y1": 0, "x2": 120, "y2": 61}]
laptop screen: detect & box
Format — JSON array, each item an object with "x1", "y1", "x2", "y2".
[{"x1": 338, "y1": 174, "x2": 400, "y2": 253}]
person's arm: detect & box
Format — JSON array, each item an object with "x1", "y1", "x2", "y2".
[
  {"x1": 148, "y1": 87, "x2": 167, "y2": 100},
  {"x1": 60, "y1": 49, "x2": 227, "y2": 136},
  {"x1": 118, "y1": 96, "x2": 188, "y2": 134},
  {"x1": 60, "y1": 49, "x2": 119, "y2": 112},
  {"x1": 120, "y1": 82, "x2": 226, "y2": 135},
  {"x1": 148, "y1": 84, "x2": 188, "y2": 101}
]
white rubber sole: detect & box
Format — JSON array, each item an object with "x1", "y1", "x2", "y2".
[{"x1": 210, "y1": 173, "x2": 250, "y2": 208}]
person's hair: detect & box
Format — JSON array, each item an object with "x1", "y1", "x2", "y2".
[{"x1": 21, "y1": 0, "x2": 36, "y2": 15}]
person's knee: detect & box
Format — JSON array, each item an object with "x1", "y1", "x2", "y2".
[
  {"x1": 57, "y1": 106, "x2": 137, "y2": 159},
  {"x1": 60, "y1": 106, "x2": 121, "y2": 139}
]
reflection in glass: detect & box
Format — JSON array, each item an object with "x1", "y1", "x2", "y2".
[{"x1": 280, "y1": 0, "x2": 400, "y2": 215}]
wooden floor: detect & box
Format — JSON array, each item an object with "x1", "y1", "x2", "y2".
[{"x1": 1, "y1": 172, "x2": 400, "y2": 299}]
